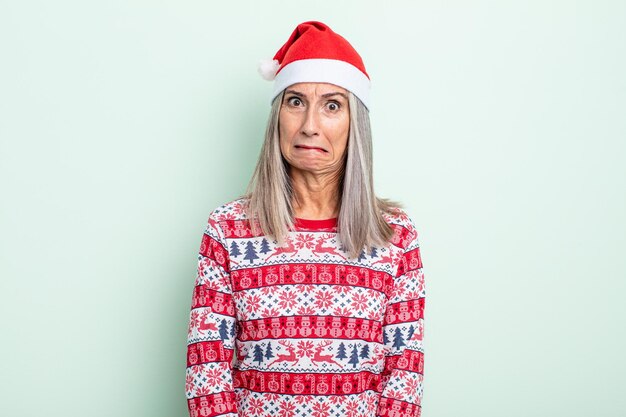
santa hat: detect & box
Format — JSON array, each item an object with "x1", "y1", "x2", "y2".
[{"x1": 258, "y1": 21, "x2": 371, "y2": 110}]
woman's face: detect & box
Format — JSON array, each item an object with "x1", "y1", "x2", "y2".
[{"x1": 278, "y1": 82, "x2": 350, "y2": 176}]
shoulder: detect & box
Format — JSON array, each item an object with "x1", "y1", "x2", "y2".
[
  {"x1": 203, "y1": 196, "x2": 250, "y2": 239},
  {"x1": 207, "y1": 196, "x2": 250, "y2": 222},
  {"x1": 382, "y1": 206, "x2": 420, "y2": 250}
]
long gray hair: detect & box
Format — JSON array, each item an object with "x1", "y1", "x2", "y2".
[{"x1": 238, "y1": 88, "x2": 403, "y2": 260}]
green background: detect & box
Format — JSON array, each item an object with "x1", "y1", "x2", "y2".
[{"x1": 1, "y1": 1, "x2": 625, "y2": 416}]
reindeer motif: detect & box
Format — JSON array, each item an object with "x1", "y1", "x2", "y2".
[
  {"x1": 234, "y1": 341, "x2": 249, "y2": 365},
  {"x1": 372, "y1": 253, "x2": 394, "y2": 266},
  {"x1": 194, "y1": 310, "x2": 218, "y2": 335},
  {"x1": 361, "y1": 345, "x2": 382, "y2": 367},
  {"x1": 312, "y1": 234, "x2": 343, "y2": 257},
  {"x1": 265, "y1": 237, "x2": 298, "y2": 261},
  {"x1": 310, "y1": 341, "x2": 339, "y2": 367},
  {"x1": 267, "y1": 341, "x2": 300, "y2": 367}
]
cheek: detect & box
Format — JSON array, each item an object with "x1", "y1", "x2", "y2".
[
  {"x1": 332, "y1": 117, "x2": 350, "y2": 147},
  {"x1": 279, "y1": 113, "x2": 299, "y2": 138}
]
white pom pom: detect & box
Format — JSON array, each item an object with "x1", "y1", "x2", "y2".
[{"x1": 258, "y1": 58, "x2": 280, "y2": 81}]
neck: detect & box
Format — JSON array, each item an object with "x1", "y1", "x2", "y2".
[{"x1": 290, "y1": 169, "x2": 341, "y2": 219}]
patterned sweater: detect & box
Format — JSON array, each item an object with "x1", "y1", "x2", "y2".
[{"x1": 185, "y1": 197, "x2": 426, "y2": 417}]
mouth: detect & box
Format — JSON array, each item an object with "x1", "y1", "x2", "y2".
[{"x1": 295, "y1": 145, "x2": 328, "y2": 153}]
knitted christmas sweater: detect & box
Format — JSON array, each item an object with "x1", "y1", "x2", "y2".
[{"x1": 185, "y1": 197, "x2": 426, "y2": 417}]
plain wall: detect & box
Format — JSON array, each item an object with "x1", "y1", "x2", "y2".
[{"x1": 1, "y1": 1, "x2": 625, "y2": 416}]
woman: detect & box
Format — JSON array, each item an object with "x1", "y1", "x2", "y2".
[{"x1": 186, "y1": 21, "x2": 426, "y2": 417}]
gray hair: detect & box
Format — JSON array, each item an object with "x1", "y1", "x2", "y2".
[{"x1": 239, "y1": 89, "x2": 404, "y2": 260}]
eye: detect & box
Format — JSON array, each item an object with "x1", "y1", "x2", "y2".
[
  {"x1": 327, "y1": 101, "x2": 341, "y2": 111},
  {"x1": 287, "y1": 97, "x2": 303, "y2": 106}
]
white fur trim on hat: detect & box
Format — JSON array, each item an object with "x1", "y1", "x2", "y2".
[
  {"x1": 258, "y1": 58, "x2": 280, "y2": 81},
  {"x1": 269, "y1": 58, "x2": 371, "y2": 110}
]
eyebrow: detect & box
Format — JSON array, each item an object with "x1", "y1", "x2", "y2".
[{"x1": 285, "y1": 89, "x2": 348, "y2": 100}]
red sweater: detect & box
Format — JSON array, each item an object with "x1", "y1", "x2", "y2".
[{"x1": 185, "y1": 198, "x2": 426, "y2": 417}]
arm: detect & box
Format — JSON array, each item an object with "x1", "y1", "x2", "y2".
[
  {"x1": 377, "y1": 218, "x2": 426, "y2": 417},
  {"x1": 185, "y1": 214, "x2": 239, "y2": 417}
]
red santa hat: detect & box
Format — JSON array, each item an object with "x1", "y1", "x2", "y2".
[{"x1": 258, "y1": 21, "x2": 371, "y2": 110}]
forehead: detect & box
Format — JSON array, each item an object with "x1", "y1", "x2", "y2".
[{"x1": 285, "y1": 82, "x2": 348, "y2": 96}]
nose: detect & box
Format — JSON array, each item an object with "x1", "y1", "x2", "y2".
[{"x1": 301, "y1": 107, "x2": 320, "y2": 136}]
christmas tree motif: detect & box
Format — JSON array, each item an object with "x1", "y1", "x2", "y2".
[
  {"x1": 229, "y1": 241, "x2": 242, "y2": 258},
  {"x1": 348, "y1": 344, "x2": 360, "y2": 368},
  {"x1": 259, "y1": 238, "x2": 271, "y2": 255},
  {"x1": 407, "y1": 324, "x2": 416, "y2": 341},
  {"x1": 383, "y1": 329, "x2": 390, "y2": 345},
  {"x1": 336, "y1": 342, "x2": 347, "y2": 360},
  {"x1": 370, "y1": 246, "x2": 378, "y2": 258},
  {"x1": 243, "y1": 241, "x2": 259, "y2": 264},
  {"x1": 253, "y1": 344, "x2": 265, "y2": 365},
  {"x1": 265, "y1": 342, "x2": 274, "y2": 360},
  {"x1": 357, "y1": 248, "x2": 367, "y2": 262},
  {"x1": 392, "y1": 327, "x2": 406, "y2": 350},
  {"x1": 218, "y1": 319, "x2": 229, "y2": 341},
  {"x1": 359, "y1": 344, "x2": 370, "y2": 359},
  {"x1": 230, "y1": 321, "x2": 236, "y2": 338}
]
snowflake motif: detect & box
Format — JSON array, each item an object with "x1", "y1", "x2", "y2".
[
  {"x1": 314, "y1": 290, "x2": 334, "y2": 309},
  {"x1": 185, "y1": 372, "x2": 194, "y2": 395},
  {"x1": 350, "y1": 293, "x2": 369, "y2": 312},
  {"x1": 328, "y1": 395, "x2": 343, "y2": 405},
  {"x1": 385, "y1": 388, "x2": 403, "y2": 400},
  {"x1": 311, "y1": 401, "x2": 331, "y2": 416},
  {"x1": 366, "y1": 394, "x2": 379, "y2": 412},
  {"x1": 204, "y1": 367, "x2": 223, "y2": 387},
  {"x1": 296, "y1": 305, "x2": 317, "y2": 315},
  {"x1": 202, "y1": 279, "x2": 222, "y2": 291},
  {"x1": 296, "y1": 340, "x2": 315, "y2": 357},
  {"x1": 294, "y1": 233, "x2": 316, "y2": 250},
  {"x1": 265, "y1": 392, "x2": 280, "y2": 402},
  {"x1": 232, "y1": 201, "x2": 244, "y2": 215},
  {"x1": 246, "y1": 293, "x2": 262, "y2": 311},
  {"x1": 261, "y1": 307, "x2": 280, "y2": 317},
  {"x1": 248, "y1": 397, "x2": 265, "y2": 415},
  {"x1": 334, "y1": 284, "x2": 353, "y2": 295},
  {"x1": 259, "y1": 286, "x2": 274, "y2": 296},
  {"x1": 278, "y1": 289, "x2": 298, "y2": 310},
  {"x1": 403, "y1": 377, "x2": 420, "y2": 397},
  {"x1": 235, "y1": 388, "x2": 246, "y2": 403},
  {"x1": 333, "y1": 306, "x2": 352, "y2": 317},
  {"x1": 195, "y1": 380, "x2": 212, "y2": 396},
  {"x1": 406, "y1": 290, "x2": 420, "y2": 301},
  {"x1": 294, "y1": 395, "x2": 309, "y2": 405},
  {"x1": 277, "y1": 400, "x2": 296, "y2": 417},
  {"x1": 346, "y1": 399, "x2": 360, "y2": 417}
]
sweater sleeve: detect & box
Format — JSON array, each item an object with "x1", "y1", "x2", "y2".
[
  {"x1": 377, "y1": 218, "x2": 426, "y2": 417},
  {"x1": 185, "y1": 214, "x2": 239, "y2": 417}
]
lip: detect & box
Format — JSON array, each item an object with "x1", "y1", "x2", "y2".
[{"x1": 295, "y1": 145, "x2": 327, "y2": 153}]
